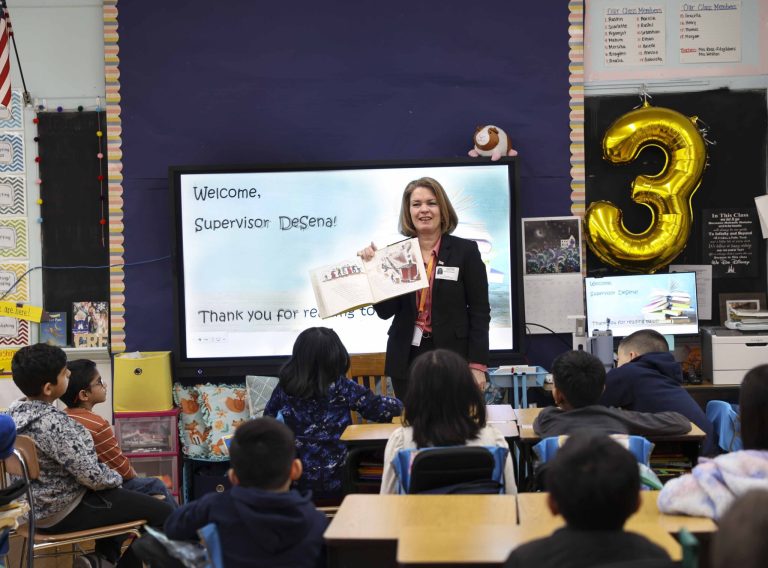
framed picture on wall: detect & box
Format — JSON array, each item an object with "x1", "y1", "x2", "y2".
[{"x1": 718, "y1": 292, "x2": 767, "y2": 325}]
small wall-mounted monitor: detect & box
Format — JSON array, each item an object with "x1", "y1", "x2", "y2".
[
  {"x1": 585, "y1": 272, "x2": 699, "y2": 338},
  {"x1": 170, "y1": 158, "x2": 525, "y2": 379}
]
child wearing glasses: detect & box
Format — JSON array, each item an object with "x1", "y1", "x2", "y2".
[{"x1": 61, "y1": 358, "x2": 178, "y2": 508}]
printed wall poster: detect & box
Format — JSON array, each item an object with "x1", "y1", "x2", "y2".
[
  {"x1": 703, "y1": 208, "x2": 758, "y2": 278},
  {"x1": 0, "y1": 317, "x2": 29, "y2": 346},
  {"x1": 0, "y1": 176, "x2": 25, "y2": 216},
  {"x1": 0, "y1": 262, "x2": 29, "y2": 302},
  {"x1": 0, "y1": 91, "x2": 23, "y2": 130},
  {"x1": 0, "y1": 133, "x2": 24, "y2": 174},
  {"x1": 0, "y1": 219, "x2": 27, "y2": 259},
  {"x1": 522, "y1": 217, "x2": 584, "y2": 333}
]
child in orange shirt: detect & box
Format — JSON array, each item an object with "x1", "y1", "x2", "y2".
[{"x1": 61, "y1": 359, "x2": 177, "y2": 508}]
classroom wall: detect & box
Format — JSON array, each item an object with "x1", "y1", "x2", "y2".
[
  {"x1": 5, "y1": 1, "x2": 767, "y2": 375},
  {"x1": 5, "y1": 0, "x2": 106, "y2": 313}
]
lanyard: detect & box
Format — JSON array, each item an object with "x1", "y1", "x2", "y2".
[{"x1": 417, "y1": 254, "x2": 436, "y2": 314}]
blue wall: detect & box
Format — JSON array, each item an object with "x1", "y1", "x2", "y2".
[{"x1": 117, "y1": 1, "x2": 573, "y2": 366}]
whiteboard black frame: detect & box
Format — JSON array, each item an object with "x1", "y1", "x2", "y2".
[{"x1": 169, "y1": 157, "x2": 525, "y2": 380}]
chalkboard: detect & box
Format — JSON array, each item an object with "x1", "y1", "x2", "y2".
[
  {"x1": 38, "y1": 111, "x2": 109, "y2": 343},
  {"x1": 584, "y1": 89, "x2": 767, "y2": 324}
]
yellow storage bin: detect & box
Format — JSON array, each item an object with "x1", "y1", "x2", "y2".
[{"x1": 113, "y1": 351, "x2": 174, "y2": 412}]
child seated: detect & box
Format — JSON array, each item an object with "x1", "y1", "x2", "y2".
[
  {"x1": 380, "y1": 348, "x2": 516, "y2": 494},
  {"x1": 160, "y1": 417, "x2": 328, "y2": 568},
  {"x1": 534, "y1": 350, "x2": 691, "y2": 438},
  {"x1": 711, "y1": 488, "x2": 768, "y2": 568},
  {"x1": 600, "y1": 329, "x2": 715, "y2": 455},
  {"x1": 8, "y1": 343, "x2": 172, "y2": 568},
  {"x1": 505, "y1": 431, "x2": 674, "y2": 568},
  {"x1": 60, "y1": 359, "x2": 177, "y2": 508},
  {"x1": 264, "y1": 327, "x2": 402, "y2": 500},
  {"x1": 658, "y1": 364, "x2": 768, "y2": 519}
]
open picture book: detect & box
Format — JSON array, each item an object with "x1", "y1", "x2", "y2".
[{"x1": 309, "y1": 238, "x2": 428, "y2": 319}]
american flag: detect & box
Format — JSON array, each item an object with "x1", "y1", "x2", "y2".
[{"x1": 0, "y1": 1, "x2": 10, "y2": 110}]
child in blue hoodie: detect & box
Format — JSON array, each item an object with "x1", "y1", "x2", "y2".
[
  {"x1": 599, "y1": 329, "x2": 714, "y2": 455},
  {"x1": 161, "y1": 416, "x2": 328, "y2": 568}
]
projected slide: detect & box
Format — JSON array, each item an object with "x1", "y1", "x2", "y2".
[
  {"x1": 585, "y1": 272, "x2": 699, "y2": 337},
  {"x1": 177, "y1": 164, "x2": 515, "y2": 359}
]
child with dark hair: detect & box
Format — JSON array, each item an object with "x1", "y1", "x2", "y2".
[
  {"x1": 61, "y1": 359, "x2": 177, "y2": 507},
  {"x1": 659, "y1": 364, "x2": 768, "y2": 519},
  {"x1": 264, "y1": 327, "x2": 402, "y2": 500},
  {"x1": 711, "y1": 489, "x2": 768, "y2": 568},
  {"x1": 8, "y1": 343, "x2": 172, "y2": 568},
  {"x1": 534, "y1": 350, "x2": 691, "y2": 438},
  {"x1": 600, "y1": 329, "x2": 715, "y2": 455},
  {"x1": 380, "y1": 348, "x2": 516, "y2": 494},
  {"x1": 505, "y1": 432, "x2": 673, "y2": 568},
  {"x1": 162, "y1": 417, "x2": 327, "y2": 568}
]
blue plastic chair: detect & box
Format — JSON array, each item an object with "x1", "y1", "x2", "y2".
[
  {"x1": 705, "y1": 400, "x2": 742, "y2": 452},
  {"x1": 533, "y1": 434, "x2": 661, "y2": 490},
  {"x1": 198, "y1": 523, "x2": 224, "y2": 568},
  {"x1": 534, "y1": 434, "x2": 654, "y2": 465},
  {"x1": 392, "y1": 446, "x2": 508, "y2": 494}
]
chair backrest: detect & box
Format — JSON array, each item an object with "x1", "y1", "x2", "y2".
[
  {"x1": 392, "y1": 446, "x2": 508, "y2": 494},
  {"x1": 533, "y1": 434, "x2": 660, "y2": 490},
  {"x1": 4, "y1": 436, "x2": 39, "y2": 480},
  {"x1": 346, "y1": 353, "x2": 393, "y2": 424},
  {"x1": 534, "y1": 434, "x2": 654, "y2": 466},
  {"x1": 3, "y1": 435, "x2": 39, "y2": 568},
  {"x1": 198, "y1": 522, "x2": 224, "y2": 568},
  {"x1": 705, "y1": 400, "x2": 742, "y2": 453}
]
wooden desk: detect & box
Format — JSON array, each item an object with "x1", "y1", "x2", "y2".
[
  {"x1": 517, "y1": 491, "x2": 716, "y2": 536},
  {"x1": 684, "y1": 382, "x2": 739, "y2": 410},
  {"x1": 513, "y1": 407, "x2": 706, "y2": 442},
  {"x1": 341, "y1": 421, "x2": 520, "y2": 447},
  {"x1": 516, "y1": 492, "x2": 712, "y2": 561},
  {"x1": 397, "y1": 525, "x2": 549, "y2": 567},
  {"x1": 325, "y1": 494, "x2": 517, "y2": 568},
  {"x1": 512, "y1": 406, "x2": 706, "y2": 490},
  {"x1": 396, "y1": 523, "x2": 680, "y2": 567}
]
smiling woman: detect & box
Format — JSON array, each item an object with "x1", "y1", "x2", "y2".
[{"x1": 358, "y1": 177, "x2": 491, "y2": 398}]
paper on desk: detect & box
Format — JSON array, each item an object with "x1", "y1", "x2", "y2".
[{"x1": 668, "y1": 264, "x2": 712, "y2": 320}]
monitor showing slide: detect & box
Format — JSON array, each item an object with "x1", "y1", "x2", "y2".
[
  {"x1": 170, "y1": 158, "x2": 524, "y2": 377},
  {"x1": 585, "y1": 272, "x2": 699, "y2": 338}
]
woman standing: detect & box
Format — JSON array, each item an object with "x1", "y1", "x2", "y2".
[{"x1": 359, "y1": 177, "x2": 490, "y2": 398}]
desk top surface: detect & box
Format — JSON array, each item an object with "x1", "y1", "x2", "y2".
[
  {"x1": 396, "y1": 523, "x2": 681, "y2": 565},
  {"x1": 517, "y1": 491, "x2": 716, "y2": 535},
  {"x1": 326, "y1": 493, "x2": 687, "y2": 564},
  {"x1": 396, "y1": 524, "x2": 548, "y2": 565},
  {"x1": 513, "y1": 407, "x2": 706, "y2": 442},
  {"x1": 342, "y1": 420, "x2": 519, "y2": 443},
  {"x1": 324, "y1": 494, "x2": 518, "y2": 542}
]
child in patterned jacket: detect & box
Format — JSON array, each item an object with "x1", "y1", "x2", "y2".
[
  {"x1": 265, "y1": 327, "x2": 402, "y2": 502},
  {"x1": 9, "y1": 343, "x2": 172, "y2": 568}
]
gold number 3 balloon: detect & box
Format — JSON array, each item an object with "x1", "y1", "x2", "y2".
[{"x1": 584, "y1": 101, "x2": 707, "y2": 273}]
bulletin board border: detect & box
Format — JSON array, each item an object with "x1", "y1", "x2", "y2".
[
  {"x1": 569, "y1": 0, "x2": 586, "y2": 217},
  {"x1": 104, "y1": 0, "x2": 126, "y2": 354}
]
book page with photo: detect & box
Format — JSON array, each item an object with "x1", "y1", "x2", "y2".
[
  {"x1": 309, "y1": 238, "x2": 428, "y2": 319},
  {"x1": 72, "y1": 301, "x2": 109, "y2": 348}
]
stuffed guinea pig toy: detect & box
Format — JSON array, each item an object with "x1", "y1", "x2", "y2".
[{"x1": 468, "y1": 125, "x2": 518, "y2": 161}]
